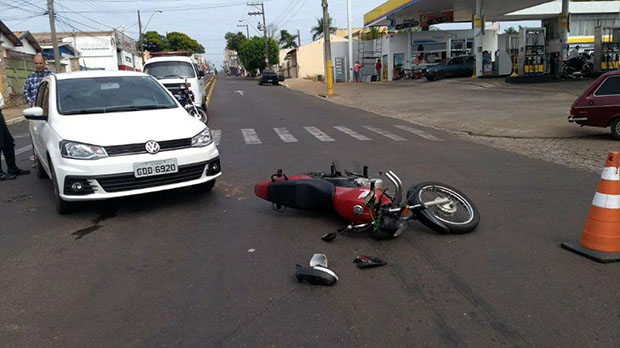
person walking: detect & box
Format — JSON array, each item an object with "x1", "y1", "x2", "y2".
[
  {"x1": 0, "y1": 93, "x2": 30, "y2": 180},
  {"x1": 375, "y1": 59, "x2": 382, "y2": 81},
  {"x1": 23, "y1": 53, "x2": 53, "y2": 107},
  {"x1": 353, "y1": 61, "x2": 362, "y2": 82}
]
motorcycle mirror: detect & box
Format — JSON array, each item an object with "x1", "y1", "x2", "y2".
[
  {"x1": 310, "y1": 253, "x2": 328, "y2": 267},
  {"x1": 179, "y1": 84, "x2": 188, "y2": 90},
  {"x1": 321, "y1": 233, "x2": 338, "y2": 242}
]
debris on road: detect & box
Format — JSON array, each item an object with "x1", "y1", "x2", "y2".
[{"x1": 353, "y1": 255, "x2": 387, "y2": 269}]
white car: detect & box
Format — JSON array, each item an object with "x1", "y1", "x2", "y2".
[{"x1": 24, "y1": 71, "x2": 221, "y2": 214}]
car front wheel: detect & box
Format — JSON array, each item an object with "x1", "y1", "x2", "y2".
[{"x1": 49, "y1": 160, "x2": 76, "y2": 214}]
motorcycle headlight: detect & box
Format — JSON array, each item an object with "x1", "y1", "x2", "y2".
[
  {"x1": 192, "y1": 127, "x2": 212, "y2": 147},
  {"x1": 60, "y1": 140, "x2": 108, "y2": 160}
]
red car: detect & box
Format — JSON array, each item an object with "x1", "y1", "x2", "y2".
[{"x1": 569, "y1": 71, "x2": 620, "y2": 139}]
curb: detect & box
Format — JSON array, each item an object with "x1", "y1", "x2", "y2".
[{"x1": 6, "y1": 116, "x2": 25, "y2": 126}]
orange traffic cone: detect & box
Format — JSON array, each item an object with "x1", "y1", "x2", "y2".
[{"x1": 562, "y1": 151, "x2": 620, "y2": 263}]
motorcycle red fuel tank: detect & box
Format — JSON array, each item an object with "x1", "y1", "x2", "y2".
[
  {"x1": 333, "y1": 187, "x2": 392, "y2": 225},
  {"x1": 254, "y1": 175, "x2": 312, "y2": 200}
]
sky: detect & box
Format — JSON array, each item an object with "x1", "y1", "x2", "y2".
[{"x1": 0, "y1": 0, "x2": 539, "y2": 67}]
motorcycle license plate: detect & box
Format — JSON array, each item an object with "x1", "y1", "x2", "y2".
[{"x1": 133, "y1": 159, "x2": 178, "y2": 178}]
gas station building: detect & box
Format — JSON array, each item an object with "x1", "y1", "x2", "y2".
[{"x1": 361, "y1": 0, "x2": 620, "y2": 81}]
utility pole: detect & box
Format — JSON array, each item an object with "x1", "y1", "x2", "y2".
[
  {"x1": 297, "y1": 29, "x2": 301, "y2": 47},
  {"x1": 346, "y1": 0, "x2": 353, "y2": 81},
  {"x1": 248, "y1": 2, "x2": 269, "y2": 68},
  {"x1": 238, "y1": 23, "x2": 250, "y2": 39},
  {"x1": 138, "y1": 10, "x2": 143, "y2": 66},
  {"x1": 322, "y1": 0, "x2": 333, "y2": 95},
  {"x1": 47, "y1": 0, "x2": 61, "y2": 72}
]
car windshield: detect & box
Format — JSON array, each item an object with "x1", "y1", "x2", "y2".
[
  {"x1": 56, "y1": 76, "x2": 177, "y2": 115},
  {"x1": 144, "y1": 62, "x2": 196, "y2": 79}
]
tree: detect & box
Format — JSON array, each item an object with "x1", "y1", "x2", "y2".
[
  {"x1": 504, "y1": 27, "x2": 519, "y2": 35},
  {"x1": 362, "y1": 27, "x2": 383, "y2": 41},
  {"x1": 142, "y1": 31, "x2": 168, "y2": 52},
  {"x1": 279, "y1": 29, "x2": 298, "y2": 49},
  {"x1": 311, "y1": 16, "x2": 336, "y2": 41},
  {"x1": 238, "y1": 36, "x2": 279, "y2": 72},
  {"x1": 166, "y1": 32, "x2": 204, "y2": 54},
  {"x1": 225, "y1": 31, "x2": 247, "y2": 51}
]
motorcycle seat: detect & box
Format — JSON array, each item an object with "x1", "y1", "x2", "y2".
[{"x1": 268, "y1": 179, "x2": 335, "y2": 210}]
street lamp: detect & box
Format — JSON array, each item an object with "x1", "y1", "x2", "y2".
[
  {"x1": 144, "y1": 10, "x2": 163, "y2": 33},
  {"x1": 138, "y1": 10, "x2": 163, "y2": 66}
]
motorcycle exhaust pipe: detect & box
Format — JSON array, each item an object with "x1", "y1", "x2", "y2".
[{"x1": 385, "y1": 171, "x2": 402, "y2": 204}]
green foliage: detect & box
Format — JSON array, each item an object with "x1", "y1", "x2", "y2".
[
  {"x1": 238, "y1": 36, "x2": 279, "y2": 72},
  {"x1": 225, "y1": 31, "x2": 248, "y2": 51},
  {"x1": 142, "y1": 31, "x2": 168, "y2": 52},
  {"x1": 362, "y1": 27, "x2": 382, "y2": 41},
  {"x1": 166, "y1": 32, "x2": 205, "y2": 54},
  {"x1": 141, "y1": 31, "x2": 204, "y2": 54},
  {"x1": 311, "y1": 17, "x2": 336, "y2": 41},
  {"x1": 279, "y1": 29, "x2": 298, "y2": 49},
  {"x1": 504, "y1": 27, "x2": 519, "y2": 35}
]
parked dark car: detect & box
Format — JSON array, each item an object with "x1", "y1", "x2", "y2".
[
  {"x1": 569, "y1": 70, "x2": 620, "y2": 139},
  {"x1": 259, "y1": 70, "x2": 279, "y2": 85},
  {"x1": 425, "y1": 56, "x2": 475, "y2": 81}
]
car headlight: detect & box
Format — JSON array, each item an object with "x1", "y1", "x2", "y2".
[
  {"x1": 60, "y1": 140, "x2": 108, "y2": 160},
  {"x1": 192, "y1": 127, "x2": 212, "y2": 147}
]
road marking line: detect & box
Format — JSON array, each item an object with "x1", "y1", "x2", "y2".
[
  {"x1": 274, "y1": 128, "x2": 298, "y2": 143},
  {"x1": 241, "y1": 128, "x2": 262, "y2": 144},
  {"x1": 333, "y1": 126, "x2": 372, "y2": 140},
  {"x1": 362, "y1": 126, "x2": 407, "y2": 141},
  {"x1": 205, "y1": 76, "x2": 217, "y2": 107},
  {"x1": 394, "y1": 125, "x2": 444, "y2": 141},
  {"x1": 211, "y1": 130, "x2": 222, "y2": 146},
  {"x1": 1, "y1": 145, "x2": 32, "y2": 161},
  {"x1": 304, "y1": 127, "x2": 335, "y2": 142}
]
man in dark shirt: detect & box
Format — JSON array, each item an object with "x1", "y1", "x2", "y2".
[{"x1": 0, "y1": 94, "x2": 29, "y2": 180}]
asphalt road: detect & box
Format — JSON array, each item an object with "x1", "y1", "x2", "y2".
[{"x1": 1, "y1": 75, "x2": 618, "y2": 348}]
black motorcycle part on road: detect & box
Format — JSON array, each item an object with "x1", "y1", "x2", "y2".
[
  {"x1": 407, "y1": 182, "x2": 480, "y2": 234},
  {"x1": 267, "y1": 179, "x2": 335, "y2": 210}
]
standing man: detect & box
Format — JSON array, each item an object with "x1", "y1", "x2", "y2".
[
  {"x1": 352, "y1": 61, "x2": 362, "y2": 82},
  {"x1": 375, "y1": 58, "x2": 382, "y2": 81},
  {"x1": 23, "y1": 53, "x2": 53, "y2": 107},
  {"x1": 0, "y1": 93, "x2": 29, "y2": 180}
]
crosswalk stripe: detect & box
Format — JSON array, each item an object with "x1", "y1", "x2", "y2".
[
  {"x1": 362, "y1": 126, "x2": 407, "y2": 141},
  {"x1": 333, "y1": 126, "x2": 372, "y2": 140},
  {"x1": 304, "y1": 127, "x2": 335, "y2": 142},
  {"x1": 394, "y1": 125, "x2": 443, "y2": 141},
  {"x1": 274, "y1": 128, "x2": 298, "y2": 143},
  {"x1": 211, "y1": 130, "x2": 222, "y2": 145},
  {"x1": 241, "y1": 128, "x2": 262, "y2": 144}
]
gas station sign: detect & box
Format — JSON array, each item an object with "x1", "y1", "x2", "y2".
[{"x1": 420, "y1": 11, "x2": 454, "y2": 27}]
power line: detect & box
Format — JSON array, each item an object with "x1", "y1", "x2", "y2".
[
  {"x1": 55, "y1": 1, "x2": 248, "y2": 14},
  {"x1": 280, "y1": 0, "x2": 309, "y2": 28}
]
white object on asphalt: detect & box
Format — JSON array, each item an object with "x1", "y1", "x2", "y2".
[
  {"x1": 241, "y1": 128, "x2": 262, "y2": 144},
  {"x1": 362, "y1": 126, "x2": 407, "y2": 141},
  {"x1": 234, "y1": 90, "x2": 245, "y2": 96},
  {"x1": 274, "y1": 128, "x2": 298, "y2": 143},
  {"x1": 248, "y1": 249, "x2": 256, "y2": 253},
  {"x1": 333, "y1": 126, "x2": 372, "y2": 141},
  {"x1": 304, "y1": 127, "x2": 335, "y2": 142},
  {"x1": 394, "y1": 125, "x2": 444, "y2": 141}
]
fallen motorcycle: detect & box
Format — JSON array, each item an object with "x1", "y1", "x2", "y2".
[{"x1": 254, "y1": 164, "x2": 480, "y2": 240}]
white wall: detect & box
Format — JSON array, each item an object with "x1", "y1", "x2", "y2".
[
  {"x1": 10, "y1": 41, "x2": 37, "y2": 55},
  {"x1": 65, "y1": 35, "x2": 120, "y2": 70},
  {"x1": 0, "y1": 33, "x2": 16, "y2": 58}
]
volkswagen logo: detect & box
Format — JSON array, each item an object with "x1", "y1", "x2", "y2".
[{"x1": 145, "y1": 141, "x2": 160, "y2": 154}]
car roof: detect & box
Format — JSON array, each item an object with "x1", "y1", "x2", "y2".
[
  {"x1": 54, "y1": 70, "x2": 149, "y2": 80},
  {"x1": 144, "y1": 56, "x2": 195, "y2": 64}
]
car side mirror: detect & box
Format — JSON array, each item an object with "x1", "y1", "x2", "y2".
[
  {"x1": 23, "y1": 107, "x2": 47, "y2": 121},
  {"x1": 198, "y1": 70, "x2": 205, "y2": 77}
]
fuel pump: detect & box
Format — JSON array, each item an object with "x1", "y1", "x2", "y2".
[
  {"x1": 496, "y1": 34, "x2": 518, "y2": 76},
  {"x1": 518, "y1": 27, "x2": 546, "y2": 76},
  {"x1": 601, "y1": 27, "x2": 620, "y2": 72}
]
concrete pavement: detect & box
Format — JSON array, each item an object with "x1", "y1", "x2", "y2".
[{"x1": 0, "y1": 75, "x2": 618, "y2": 347}]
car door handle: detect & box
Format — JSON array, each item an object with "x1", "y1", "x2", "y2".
[{"x1": 588, "y1": 101, "x2": 594, "y2": 106}]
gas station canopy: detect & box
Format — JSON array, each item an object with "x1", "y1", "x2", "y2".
[{"x1": 364, "y1": 0, "x2": 556, "y2": 27}]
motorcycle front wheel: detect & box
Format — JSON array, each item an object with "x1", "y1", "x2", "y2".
[
  {"x1": 408, "y1": 182, "x2": 480, "y2": 234},
  {"x1": 189, "y1": 108, "x2": 208, "y2": 124}
]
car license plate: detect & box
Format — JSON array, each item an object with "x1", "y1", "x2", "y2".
[{"x1": 133, "y1": 159, "x2": 178, "y2": 178}]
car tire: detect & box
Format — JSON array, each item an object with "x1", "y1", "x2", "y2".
[
  {"x1": 425, "y1": 74, "x2": 435, "y2": 81},
  {"x1": 33, "y1": 149, "x2": 48, "y2": 179},
  {"x1": 611, "y1": 118, "x2": 620, "y2": 140},
  {"x1": 436, "y1": 71, "x2": 445, "y2": 80},
  {"x1": 49, "y1": 160, "x2": 77, "y2": 214},
  {"x1": 193, "y1": 179, "x2": 215, "y2": 193},
  {"x1": 258, "y1": 81, "x2": 263, "y2": 85}
]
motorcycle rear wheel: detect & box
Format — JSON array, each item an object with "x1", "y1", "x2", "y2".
[{"x1": 408, "y1": 182, "x2": 480, "y2": 234}]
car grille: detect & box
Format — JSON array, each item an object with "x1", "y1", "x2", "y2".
[
  {"x1": 163, "y1": 83, "x2": 185, "y2": 95},
  {"x1": 95, "y1": 161, "x2": 210, "y2": 193},
  {"x1": 105, "y1": 138, "x2": 192, "y2": 156}
]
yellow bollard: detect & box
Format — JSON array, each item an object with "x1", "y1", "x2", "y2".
[{"x1": 325, "y1": 60, "x2": 333, "y2": 96}]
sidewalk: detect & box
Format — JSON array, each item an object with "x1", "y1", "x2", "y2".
[
  {"x1": 285, "y1": 77, "x2": 615, "y2": 174},
  {"x1": 2, "y1": 104, "x2": 27, "y2": 125}
]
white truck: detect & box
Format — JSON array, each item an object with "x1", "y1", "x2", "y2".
[{"x1": 143, "y1": 54, "x2": 207, "y2": 111}]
